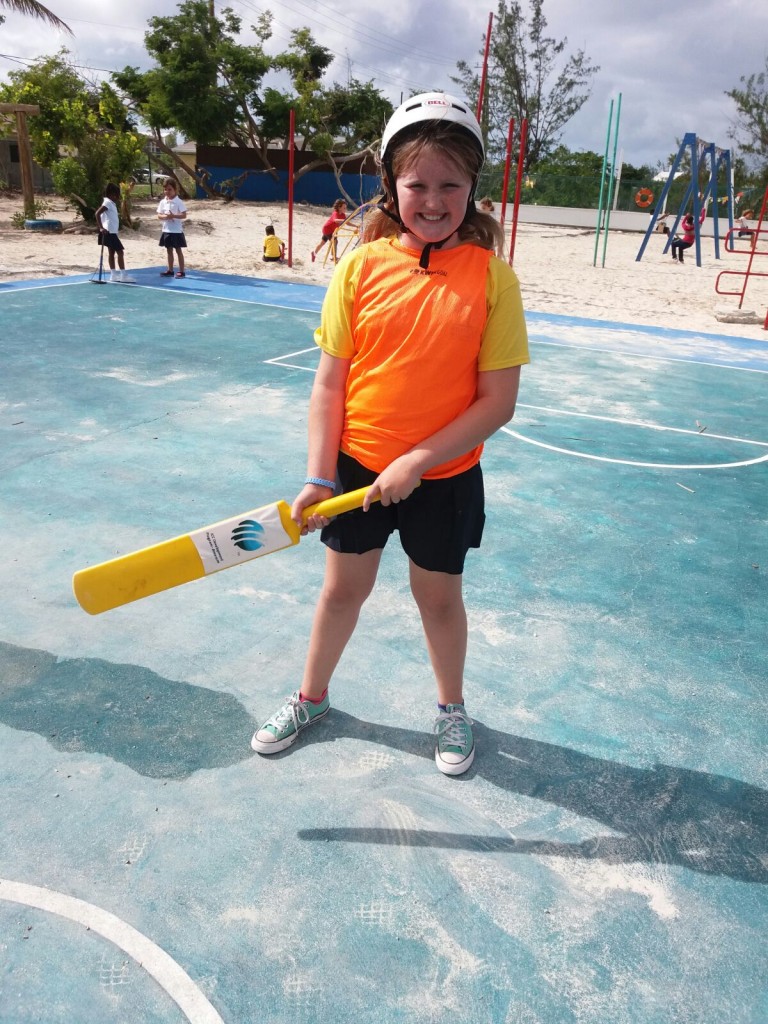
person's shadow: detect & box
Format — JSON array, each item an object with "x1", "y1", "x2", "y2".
[
  {"x1": 0, "y1": 641, "x2": 256, "y2": 779},
  {"x1": 2, "y1": 640, "x2": 764, "y2": 883},
  {"x1": 294, "y1": 710, "x2": 767, "y2": 885}
]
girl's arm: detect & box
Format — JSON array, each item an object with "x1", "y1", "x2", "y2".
[
  {"x1": 290, "y1": 349, "x2": 351, "y2": 530},
  {"x1": 364, "y1": 365, "x2": 522, "y2": 509}
]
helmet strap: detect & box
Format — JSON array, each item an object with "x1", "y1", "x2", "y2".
[
  {"x1": 417, "y1": 196, "x2": 477, "y2": 269},
  {"x1": 419, "y1": 238, "x2": 448, "y2": 269},
  {"x1": 375, "y1": 198, "x2": 402, "y2": 228}
]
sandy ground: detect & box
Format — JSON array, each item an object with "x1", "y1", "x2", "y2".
[{"x1": 1, "y1": 193, "x2": 766, "y2": 340}]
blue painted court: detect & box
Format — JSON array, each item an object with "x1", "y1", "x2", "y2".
[{"x1": 1, "y1": 268, "x2": 766, "y2": 1023}]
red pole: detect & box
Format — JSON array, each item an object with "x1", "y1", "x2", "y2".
[
  {"x1": 500, "y1": 118, "x2": 515, "y2": 229},
  {"x1": 476, "y1": 12, "x2": 493, "y2": 122},
  {"x1": 287, "y1": 108, "x2": 295, "y2": 268},
  {"x1": 738, "y1": 184, "x2": 768, "y2": 308},
  {"x1": 508, "y1": 117, "x2": 528, "y2": 265}
]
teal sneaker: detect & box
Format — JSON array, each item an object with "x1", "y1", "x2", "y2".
[
  {"x1": 251, "y1": 690, "x2": 330, "y2": 754},
  {"x1": 434, "y1": 704, "x2": 475, "y2": 776}
]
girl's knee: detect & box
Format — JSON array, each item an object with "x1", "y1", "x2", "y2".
[
  {"x1": 321, "y1": 550, "x2": 381, "y2": 610},
  {"x1": 320, "y1": 577, "x2": 374, "y2": 612},
  {"x1": 410, "y1": 575, "x2": 464, "y2": 621},
  {"x1": 322, "y1": 562, "x2": 378, "y2": 609}
]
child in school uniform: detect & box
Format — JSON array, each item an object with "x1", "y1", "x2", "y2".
[
  {"x1": 737, "y1": 210, "x2": 755, "y2": 239},
  {"x1": 251, "y1": 93, "x2": 529, "y2": 776},
  {"x1": 94, "y1": 183, "x2": 133, "y2": 282},
  {"x1": 157, "y1": 180, "x2": 188, "y2": 278}
]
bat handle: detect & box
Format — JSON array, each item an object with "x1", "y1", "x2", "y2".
[
  {"x1": 302, "y1": 486, "x2": 372, "y2": 522},
  {"x1": 301, "y1": 480, "x2": 421, "y2": 523}
]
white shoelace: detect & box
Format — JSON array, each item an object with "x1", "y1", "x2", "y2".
[
  {"x1": 434, "y1": 707, "x2": 473, "y2": 748},
  {"x1": 271, "y1": 692, "x2": 312, "y2": 732}
]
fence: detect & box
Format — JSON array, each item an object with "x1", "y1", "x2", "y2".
[
  {"x1": 195, "y1": 145, "x2": 379, "y2": 206},
  {"x1": 476, "y1": 169, "x2": 744, "y2": 215}
]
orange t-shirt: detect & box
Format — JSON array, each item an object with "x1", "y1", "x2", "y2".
[{"x1": 316, "y1": 236, "x2": 529, "y2": 478}]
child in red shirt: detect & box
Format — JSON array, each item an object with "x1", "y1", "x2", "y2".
[{"x1": 311, "y1": 199, "x2": 348, "y2": 263}]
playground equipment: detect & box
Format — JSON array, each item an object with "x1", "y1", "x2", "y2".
[
  {"x1": 715, "y1": 185, "x2": 768, "y2": 329},
  {"x1": 323, "y1": 202, "x2": 377, "y2": 267},
  {"x1": 636, "y1": 133, "x2": 734, "y2": 267},
  {"x1": 593, "y1": 94, "x2": 622, "y2": 268},
  {"x1": 500, "y1": 117, "x2": 528, "y2": 265}
]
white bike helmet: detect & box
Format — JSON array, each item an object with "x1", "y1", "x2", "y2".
[
  {"x1": 379, "y1": 92, "x2": 485, "y2": 268},
  {"x1": 381, "y1": 92, "x2": 484, "y2": 164}
]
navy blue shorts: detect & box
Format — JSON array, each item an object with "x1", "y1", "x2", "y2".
[
  {"x1": 321, "y1": 451, "x2": 485, "y2": 575},
  {"x1": 159, "y1": 232, "x2": 187, "y2": 249},
  {"x1": 98, "y1": 231, "x2": 124, "y2": 253}
]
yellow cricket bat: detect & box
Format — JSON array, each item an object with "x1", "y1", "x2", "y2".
[{"x1": 73, "y1": 487, "x2": 372, "y2": 615}]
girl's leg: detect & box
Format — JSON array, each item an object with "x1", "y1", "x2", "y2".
[
  {"x1": 177, "y1": 247, "x2": 185, "y2": 274},
  {"x1": 411, "y1": 561, "x2": 475, "y2": 775},
  {"x1": 409, "y1": 562, "x2": 467, "y2": 706},
  {"x1": 166, "y1": 247, "x2": 174, "y2": 272},
  {"x1": 251, "y1": 546, "x2": 382, "y2": 754},
  {"x1": 300, "y1": 547, "x2": 382, "y2": 699}
]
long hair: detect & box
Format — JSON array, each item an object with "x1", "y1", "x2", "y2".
[{"x1": 362, "y1": 125, "x2": 505, "y2": 257}]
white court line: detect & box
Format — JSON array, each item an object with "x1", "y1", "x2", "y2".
[
  {"x1": 0, "y1": 879, "x2": 224, "y2": 1024},
  {"x1": 264, "y1": 345, "x2": 317, "y2": 371},
  {"x1": 528, "y1": 335, "x2": 768, "y2": 375},
  {"x1": 501, "y1": 425, "x2": 768, "y2": 468},
  {"x1": 263, "y1": 357, "x2": 768, "y2": 468},
  {"x1": 518, "y1": 404, "x2": 768, "y2": 447},
  {"x1": 1, "y1": 278, "x2": 323, "y2": 315},
  {"x1": 122, "y1": 284, "x2": 321, "y2": 315}
]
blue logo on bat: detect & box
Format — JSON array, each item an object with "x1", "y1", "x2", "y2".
[{"x1": 231, "y1": 519, "x2": 265, "y2": 551}]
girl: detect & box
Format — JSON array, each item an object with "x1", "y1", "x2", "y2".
[
  {"x1": 252, "y1": 93, "x2": 529, "y2": 775},
  {"x1": 157, "y1": 180, "x2": 188, "y2": 278},
  {"x1": 311, "y1": 198, "x2": 348, "y2": 263},
  {"x1": 262, "y1": 224, "x2": 286, "y2": 262},
  {"x1": 94, "y1": 183, "x2": 133, "y2": 282},
  {"x1": 670, "y1": 213, "x2": 696, "y2": 263},
  {"x1": 737, "y1": 210, "x2": 755, "y2": 240},
  {"x1": 670, "y1": 204, "x2": 707, "y2": 263}
]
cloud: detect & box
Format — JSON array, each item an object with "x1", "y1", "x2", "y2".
[{"x1": 1, "y1": 0, "x2": 766, "y2": 170}]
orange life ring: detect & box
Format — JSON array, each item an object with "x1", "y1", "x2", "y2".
[{"x1": 635, "y1": 188, "x2": 654, "y2": 208}]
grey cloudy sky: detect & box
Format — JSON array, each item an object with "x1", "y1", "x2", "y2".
[{"x1": 1, "y1": 0, "x2": 766, "y2": 171}]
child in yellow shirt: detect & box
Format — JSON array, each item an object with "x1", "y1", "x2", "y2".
[{"x1": 262, "y1": 224, "x2": 285, "y2": 263}]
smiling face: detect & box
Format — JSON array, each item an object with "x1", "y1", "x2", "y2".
[
  {"x1": 163, "y1": 181, "x2": 177, "y2": 199},
  {"x1": 394, "y1": 149, "x2": 473, "y2": 252}
]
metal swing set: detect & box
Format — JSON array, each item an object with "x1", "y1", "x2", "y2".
[{"x1": 636, "y1": 132, "x2": 735, "y2": 268}]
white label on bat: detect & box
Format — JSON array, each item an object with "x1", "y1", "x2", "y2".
[{"x1": 188, "y1": 502, "x2": 294, "y2": 574}]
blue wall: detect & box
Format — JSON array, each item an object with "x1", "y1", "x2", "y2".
[{"x1": 196, "y1": 166, "x2": 380, "y2": 206}]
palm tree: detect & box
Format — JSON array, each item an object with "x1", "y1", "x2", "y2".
[{"x1": 0, "y1": 0, "x2": 72, "y2": 33}]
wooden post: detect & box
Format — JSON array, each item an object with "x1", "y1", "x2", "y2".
[
  {"x1": 0, "y1": 103, "x2": 41, "y2": 220},
  {"x1": 16, "y1": 112, "x2": 36, "y2": 219}
]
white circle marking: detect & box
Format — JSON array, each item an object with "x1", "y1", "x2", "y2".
[{"x1": 0, "y1": 879, "x2": 224, "y2": 1024}]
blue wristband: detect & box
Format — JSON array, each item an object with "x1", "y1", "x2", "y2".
[{"x1": 305, "y1": 476, "x2": 335, "y2": 489}]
